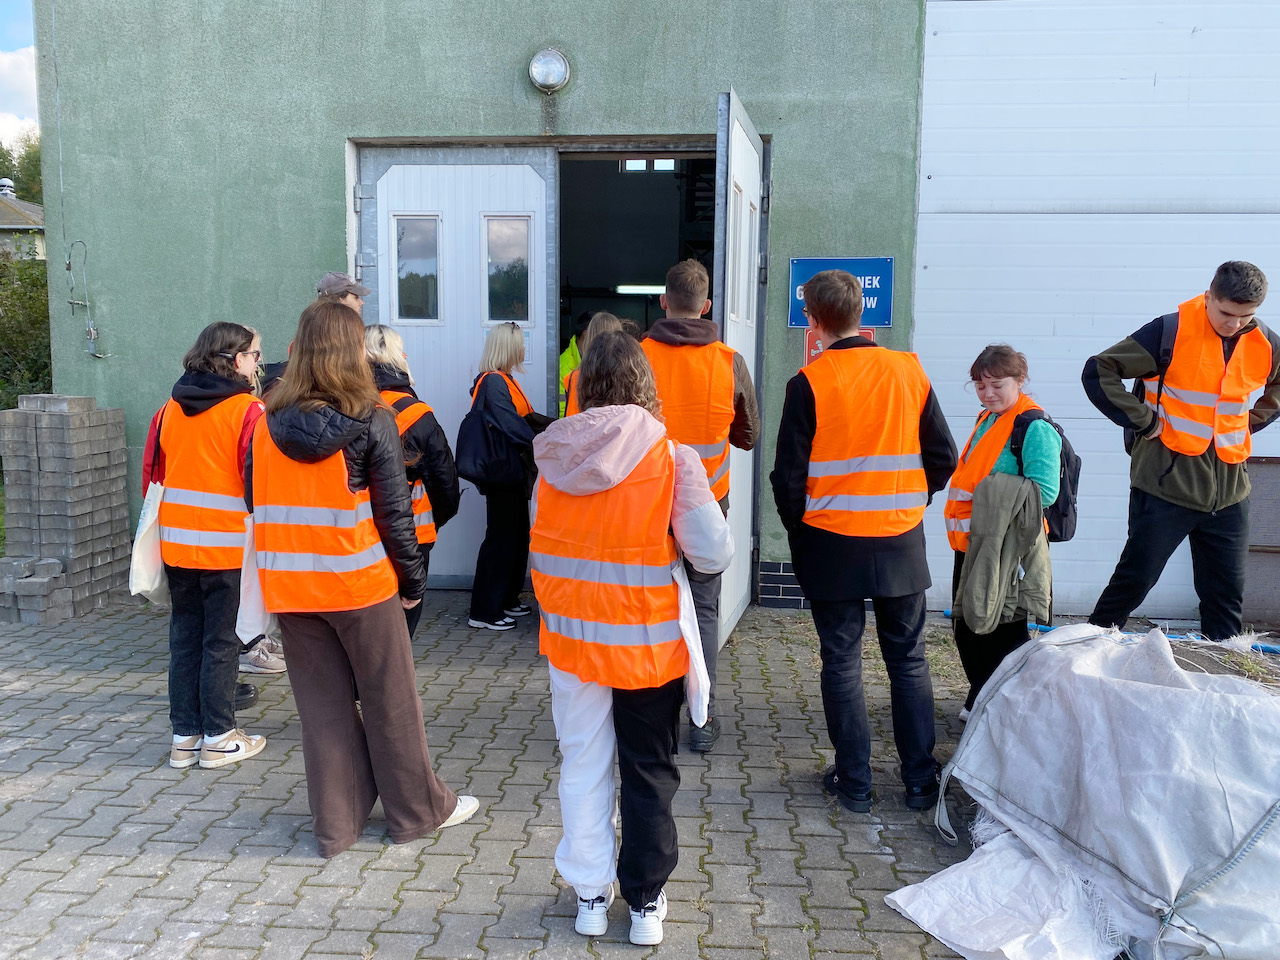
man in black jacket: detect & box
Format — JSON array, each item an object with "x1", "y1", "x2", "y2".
[{"x1": 771, "y1": 270, "x2": 956, "y2": 812}]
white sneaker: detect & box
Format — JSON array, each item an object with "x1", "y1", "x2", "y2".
[
  {"x1": 240, "y1": 642, "x2": 287, "y2": 674},
  {"x1": 628, "y1": 890, "x2": 667, "y2": 945},
  {"x1": 199, "y1": 729, "x2": 266, "y2": 769},
  {"x1": 262, "y1": 634, "x2": 284, "y2": 656},
  {"x1": 169, "y1": 735, "x2": 203, "y2": 769},
  {"x1": 575, "y1": 887, "x2": 614, "y2": 936},
  {"x1": 439, "y1": 795, "x2": 480, "y2": 829}
]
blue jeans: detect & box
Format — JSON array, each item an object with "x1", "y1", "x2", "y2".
[
  {"x1": 166, "y1": 565, "x2": 241, "y2": 737},
  {"x1": 810, "y1": 593, "x2": 937, "y2": 793}
]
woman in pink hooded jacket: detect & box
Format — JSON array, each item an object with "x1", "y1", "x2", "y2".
[{"x1": 530, "y1": 332, "x2": 733, "y2": 946}]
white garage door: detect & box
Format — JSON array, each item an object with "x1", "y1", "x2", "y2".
[{"x1": 914, "y1": 1, "x2": 1280, "y2": 617}]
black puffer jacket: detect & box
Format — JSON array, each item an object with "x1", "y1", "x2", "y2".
[
  {"x1": 371, "y1": 363, "x2": 461, "y2": 530},
  {"x1": 243, "y1": 403, "x2": 426, "y2": 601}
]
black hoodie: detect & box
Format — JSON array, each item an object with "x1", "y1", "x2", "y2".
[
  {"x1": 370, "y1": 363, "x2": 461, "y2": 531},
  {"x1": 243, "y1": 403, "x2": 427, "y2": 602}
]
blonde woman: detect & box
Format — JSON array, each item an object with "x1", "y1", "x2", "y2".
[
  {"x1": 365, "y1": 324, "x2": 461, "y2": 636},
  {"x1": 462, "y1": 322, "x2": 548, "y2": 630},
  {"x1": 562, "y1": 312, "x2": 623, "y2": 416}
]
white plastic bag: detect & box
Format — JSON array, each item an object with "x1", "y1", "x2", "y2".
[
  {"x1": 129, "y1": 481, "x2": 170, "y2": 604},
  {"x1": 235, "y1": 515, "x2": 277, "y2": 643}
]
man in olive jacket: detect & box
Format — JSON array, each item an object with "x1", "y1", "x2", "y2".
[{"x1": 1081, "y1": 261, "x2": 1280, "y2": 639}]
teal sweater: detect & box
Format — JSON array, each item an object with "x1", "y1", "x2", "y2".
[{"x1": 967, "y1": 413, "x2": 1062, "y2": 508}]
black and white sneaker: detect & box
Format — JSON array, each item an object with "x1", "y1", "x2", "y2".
[
  {"x1": 468, "y1": 616, "x2": 516, "y2": 631},
  {"x1": 503, "y1": 603, "x2": 533, "y2": 617}
]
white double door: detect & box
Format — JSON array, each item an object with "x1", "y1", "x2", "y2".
[{"x1": 366, "y1": 152, "x2": 554, "y2": 584}]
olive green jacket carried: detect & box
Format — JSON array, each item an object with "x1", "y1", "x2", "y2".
[
  {"x1": 953, "y1": 472, "x2": 1052, "y2": 635},
  {"x1": 1081, "y1": 313, "x2": 1280, "y2": 513}
]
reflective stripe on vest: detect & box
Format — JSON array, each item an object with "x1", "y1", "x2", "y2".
[
  {"x1": 642, "y1": 338, "x2": 736, "y2": 500},
  {"x1": 1142, "y1": 295, "x2": 1273, "y2": 463},
  {"x1": 943, "y1": 393, "x2": 1042, "y2": 552},
  {"x1": 251, "y1": 420, "x2": 398, "y2": 613},
  {"x1": 381, "y1": 390, "x2": 438, "y2": 545},
  {"x1": 531, "y1": 434, "x2": 689, "y2": 690},
  {"x1": 800, "y1": 347, "x2": 931, "y2": 538},
  {"x1": 156, "y1": 394, "x2": 259, "y2": 570},
  {"x1": 563, "y1": 370, "x2": 581, "y2": 416}
]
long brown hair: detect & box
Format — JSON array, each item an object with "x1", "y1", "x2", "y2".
[
  {"x1": 266, "y1": 301, "x2": 384, "y2": 418},
  {"x1": 578, "y1": 331, "x2": 661, "y2": 418}
]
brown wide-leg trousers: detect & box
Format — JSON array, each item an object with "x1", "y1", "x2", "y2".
[{"x1": 279, "y1": 594, "x2": 457, "y2": 857}]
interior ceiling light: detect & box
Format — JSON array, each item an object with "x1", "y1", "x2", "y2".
[
  {"x1": 529, "y1": 49, "x2": 570, "y2": 93},
  {"x1": 616, "y1": 285, "x2": 665, "y2": 296}
]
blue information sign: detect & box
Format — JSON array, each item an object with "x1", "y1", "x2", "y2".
[{"x1": 788, "y1": 257, "x2": 894, "y2": 328}]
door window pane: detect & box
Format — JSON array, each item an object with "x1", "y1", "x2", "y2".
[
  {"x1": 397, "y1": 217, "x2": 439, "y2": 321},
  {"x1": 487, "y1": 218, "x2": 530, "y2": 324}
]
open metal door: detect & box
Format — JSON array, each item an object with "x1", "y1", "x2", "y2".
[
  {"x1": 355, "y1": 145, "x2": 558, "y2": 587},
  {"x1": 712, "y1": 89, "x2": 767, "y2": 640}
]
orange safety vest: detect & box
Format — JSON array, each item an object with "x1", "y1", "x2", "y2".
[
  {"x1": 800, "y1": 347, "x2": 931, "y2": 537},
  {"x1": 562, "y1": 370, "x2": 581, "y2": 416},
  {"x1": 475, "y1": 371, "x2": 534, "y2": 417},
  {"x1": 531, "y1": 436, "x2": 688, "y2": 690},
  {"x1": 1141, "y1": 295, "x2": 1273, "y2": 463},
  {"x1": 381, "y1": 389, "x2": 437, "y2": 545},
  {"x1": 943, "y1": 393, "x2": 1042, "y2": 552},
  {"x1": 641, "y1": 339, "x2": 736, "y2": 500},
  {"x1": 251, "y1": 418, "x2": 399, "y2": 613},
  {"x1": 157, "y1": 393, "x2": 260, "y2": 570}
]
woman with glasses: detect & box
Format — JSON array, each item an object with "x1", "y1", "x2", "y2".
[
  {"x1": 141, "y1": 322, "x2": 268, "y2": 770},
  {"x1": 463, "y1": 322, "x2": 550, "y2": 630}
]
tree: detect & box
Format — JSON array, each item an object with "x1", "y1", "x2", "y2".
[
  {"x1": 0, "y1": 141, "x2": 14, "y2": 181},
  {"x1": 13, "y1": 133, "x2": 41, "y2": 206},
  {"x1": 0, "y1": 240, "x2": 52, "y2": 410}
]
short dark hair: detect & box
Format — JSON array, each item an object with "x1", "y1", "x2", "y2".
[
  {"x1": 664, "y1": 259, "x2": 709, "y2": 313},
  {"x1": 802, "y1": 270, "x2": 863, "y2": 333},
  {"x1": 182, "y1": 322, "x2": 257, "y2": 383},
  {"x1": 969, "y1": 344, "x2": 1028, "y2": 383},
  {"x1": 1210, "y1": 261, "x2": 1268, "y2": 304}
]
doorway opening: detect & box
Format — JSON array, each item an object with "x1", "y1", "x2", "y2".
[{"x1": 558, "y1": 152, "x2": 716, "y2": 353}]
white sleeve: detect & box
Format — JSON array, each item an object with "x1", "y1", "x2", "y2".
[{"x1": 670, "y1": 442, "x2": 734, "y2": 575}]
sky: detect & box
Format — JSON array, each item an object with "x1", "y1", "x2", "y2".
[{"x1": 0, "y1": 0, "x2": 37, "y2": 150}]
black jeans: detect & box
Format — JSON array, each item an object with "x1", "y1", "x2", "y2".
[
  {"x1": 166, "y1": 565, "x2": 241, "y2": 737},
  {"x1": 951, "y1": 552, "x2": 1030, "y2": 710},
  {"x1": 403, "y1": 543, "x2": 433, "y2": 638},
  {"x1": 809, "y1": 593, "x2": 937, "y2": 793},
  {"x1": 470, "y1": 486, "x2": 530, "y2": 622},
  {"x1": 614, "y1": 676, "x2": 683, "y2": 910},
  {"x1": 1090, "y1": 489, "x2": 1248, "y2": 640},
  {"x1": 684, "y1": 560, "x2": 721, "y2": 716}
]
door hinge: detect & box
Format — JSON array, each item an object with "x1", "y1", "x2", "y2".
[
  {"x1": 760, "y1": 179, "x2": 771, "y2": 215},
  {"x1": 353, "y1": 183, "x2": 376, "y2": 214},
  {"x1": 758, "y1": 251, "x2": 768, "y2": 285},
  {"x1": 354, "y1": 252, "x2": 376, "y2": 281}
]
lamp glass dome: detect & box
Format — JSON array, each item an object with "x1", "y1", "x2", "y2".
[{"x1": 529, "y1": 49, "x2": 570, "y2": 92}]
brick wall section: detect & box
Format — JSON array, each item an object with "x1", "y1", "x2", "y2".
[
  {"x1": 0, "y1": 395, "x2": 131, "y2": 624},
  {"x1": 757, "y1": 560, "x2": 810, "y2": 610}
]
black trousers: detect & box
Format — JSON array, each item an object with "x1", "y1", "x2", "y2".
[
  {"x1": 470, "y1": 486, "x2": 529, "y2": 622},
  {"x1": 403, "y1": 543, "x2": 433, "y2": 638},
  {"x1": 1090, "y1": 488, "x2": 1248, "y2": 640},
  {"x1": 166, "y1": 565, "x2": 241, "y2": 737},
  {"x1": 614, "y1": 677, "x2": 684, "y2": 910},
  {"x1": 809, "y1": 593, "x2": 937, "y2": 793},
  {"x1": 951, "y1": 552, "x2": 1030, "y2": 710}
]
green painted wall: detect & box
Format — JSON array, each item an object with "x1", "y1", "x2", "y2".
[{"x1": 34, "y1": 0, "x2": 925, "y2": 563}]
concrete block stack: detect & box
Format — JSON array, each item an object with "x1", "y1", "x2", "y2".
[{"x1": 0, "y1": 395, "x2": 132, "y2": 624}]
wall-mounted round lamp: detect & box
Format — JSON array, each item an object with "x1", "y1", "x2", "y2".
[{"x1": 529, "y1": 48, "x2": 570, "y2": 93}]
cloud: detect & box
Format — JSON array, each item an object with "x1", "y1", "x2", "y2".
[
  {"x1": 0, "y1": 112, "x2": 36, "y2": 151},
  {"x1": 0, "y1": 45, "x2": 38, "y2": 138}
]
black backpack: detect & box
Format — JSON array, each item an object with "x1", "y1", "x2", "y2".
[{"x1": 1010, "y1": 411, "x2": 1081, "y2": 543}]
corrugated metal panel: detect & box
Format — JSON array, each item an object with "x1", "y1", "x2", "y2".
[{"x1": 915, "y1": 1, "x2": 1280, "y2": 619}]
